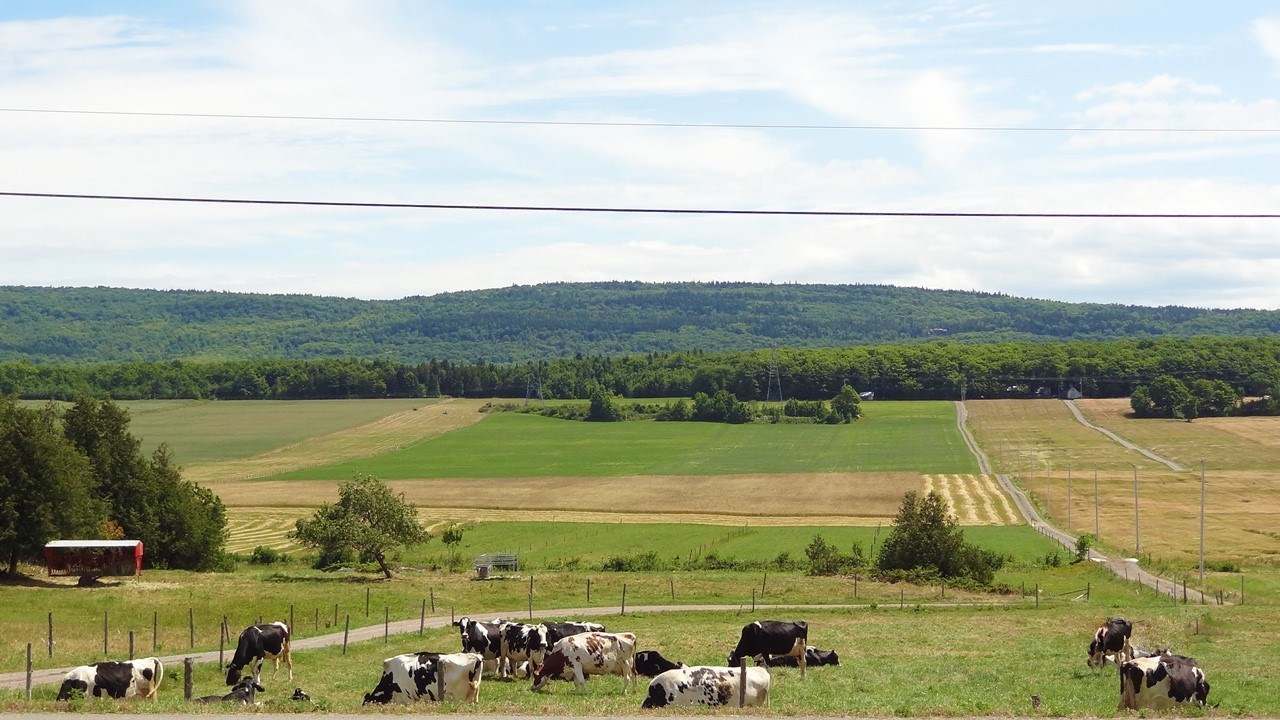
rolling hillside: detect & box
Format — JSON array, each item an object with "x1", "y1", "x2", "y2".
[{"x1": 3, "y1": 282, "x2": 1280, "y2": 363}]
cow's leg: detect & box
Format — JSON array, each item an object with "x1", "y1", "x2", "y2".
[
  {"x1": 572, "y1": 664, "x2": 586, "y2": 692},
  {"x1": 282, "y1": 641, "x2": 293, "y2": 680}
]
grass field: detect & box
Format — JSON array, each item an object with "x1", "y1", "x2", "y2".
[
  {"x1": 965, "y1": 399, "x2": 1280, "y2": 567},
  {"x1": 262, "y1": 401, "x2": 977, "y2": 481},
  {"x1": 5, "y1": 594, "x2": 1276, "y2": 715}
]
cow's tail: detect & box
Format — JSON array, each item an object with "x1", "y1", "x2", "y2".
[{"x1": 150, "y1": 658, "x2": 165, "y2": 698}]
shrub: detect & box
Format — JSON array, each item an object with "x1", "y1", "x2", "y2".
[{"x1": 248, "y1": 545, "x2": 286, "y2": 565}]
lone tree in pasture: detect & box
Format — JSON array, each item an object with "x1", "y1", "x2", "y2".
[
  {"x1": 829, "y1": 384, "x2": 863, "y2": 423},
  {"x1": 292, "y1": 473, "x2": 429, "y2": 579},
  {"x1": 877, "y1": 490, "x2": 1002, "y2": 584}
]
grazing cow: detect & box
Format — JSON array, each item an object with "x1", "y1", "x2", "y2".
[
  {"x1": 56, "y1": 657, "x2": 164, "y2": 701},
  {"x1": 226, "y1": 622, "x2": 292, "y2": 686},
  {"x1": 542, "y1": 620, "x2": 607, "y2": 645},
  {"x1": 196, "y1": 677, "x2": 264, "y2": 705},
  {"x1": 363, "y1": 652, "x2": 483, "y2": 705},
  {"x1": 500, "y1": 622, "x2": 549, "y2": 678},
  {"x1": 531, "y1": 632, "x2": 637, "y2": 693},
  {"x1": 727, "y1": 620, "x2": 808, "y2": 672},
  {"x1": 1118, "y1": 654, "x2": 1209, "y2": 711},
  {"x1": 641, "y1": 666, "x2": 771, "y2": 708},
  {"x1": 454, "y1": 616, "x2": 507, "y2": 675},
  {"x1": 635, "y1": 650, "x2": 684, "y2": 677},
  {"x1": 765, "y1": 646, "x2": 839, "y2": 667},
  {"x1": 1087, "y1": 617, "x2": 1134, "y2": 673}
]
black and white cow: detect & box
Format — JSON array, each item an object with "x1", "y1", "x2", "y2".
[
  {"x1": 226, "y1": 622, "x2": 292, "y2": 686},
  {"x1": 727, "y1": 620, "x2": 808, "y2": 672},
  {"x1": 541, "y1": 620, "x2": 607, "y2": 645},
  {"x1": 500, "y1": 622, "x2": 549, "y2": 678},
  {"x1": 1087, "y1": 617, "x2": 1134, "y2": 673},
  {"x1": 531, "y1": 632, "x2": 637, "y2": 692},
  {"x1": 1118, "y1": 654, "x2": 1209, "y2": 711},
  {"x1": 454, "y1": 616, "x2": 507, "y2": 675},
  {"x1": 634, "y1": 650, "x2": 684, "y2": 677},
  {"x1": 363, "y1": 652, "x2": 483, "y2": 704},
  {"x1": 196, "y1": 677, "x2": 264, "y2": 705},
  {"x1": 56, "y1": 657, "x2": 164, "y2": 701},
  {"x1": 765, "y1": 646, "x2": 839, "y2": 667},
  {"x1": 641, "y1": 666, "x2": 771, "y2": 709}
]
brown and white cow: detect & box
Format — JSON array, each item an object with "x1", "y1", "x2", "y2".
[
  {"x1": 641, "y1": 665, "x2": 771, "y2": 708},
  {"x1": 1118, "y1": 654, "x2": 1209, "y2": 711},
  {"x1": 530, "y1": 632, "x2": 637, "y2": 693},
  {"x1": 363, "y1": 652, "x2": 483, "y2": 704},
  {"x1": 1088, "y1": 617, "x2": 1133, "y2": 673},
  {"x1": 56, "y1": 657, "x2": 164, "y2": 701}
]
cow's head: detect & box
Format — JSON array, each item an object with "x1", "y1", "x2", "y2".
[
  {"x1": 225, "y1": 663, "x2": 241, "y2": 686},
  {"x1": 530, "y1": 651, "x2": 570, "y2": 691},
  {"x1": 363, "y1": 672, "x2": 396, "y2": 705}
]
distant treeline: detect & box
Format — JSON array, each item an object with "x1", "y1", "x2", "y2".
[
  {"x1": 5, "y1": 282, "x2": 1280, "y2": 364},
  {"x1": 3, "y1": 337, "x2": 1279, "y2": 402}
]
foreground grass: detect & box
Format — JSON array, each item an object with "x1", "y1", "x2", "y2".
[
  {"x1": 267, "y1": 401, "x2": 978, "y2": 481},
  {"x1": 4, "y1": 600, "x2": 1276, "y2": 715}
]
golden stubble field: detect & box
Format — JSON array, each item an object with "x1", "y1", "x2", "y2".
[{"x1": 966, "y1": 398, "x2": 1280, "y2": 565}]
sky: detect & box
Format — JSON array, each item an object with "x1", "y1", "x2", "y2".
[{"x1": 3, "y1": 2, "x2": 1280, "y2": 308}]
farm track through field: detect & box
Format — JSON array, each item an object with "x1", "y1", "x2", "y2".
[
  {"x1": 186, "y1": 399, "x2": 486, "y2": 485},
  {"x1": 1063, "y1": 400, "x2": 1185, "y2": 471}
]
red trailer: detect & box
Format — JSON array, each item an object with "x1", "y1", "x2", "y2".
[{"x1": 44, "y1": 540, "x2": 144, "y2": 582}]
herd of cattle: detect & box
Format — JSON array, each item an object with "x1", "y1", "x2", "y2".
[{"x1": 50, "y1": 614, "x2": 1211, "y2": 711}]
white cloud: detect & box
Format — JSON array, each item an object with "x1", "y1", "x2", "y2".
[
  {"x1": 1254, "y1": 18, "x2": 1280, "y2": 67},
  {"x1": 1076, "y1": 74, "x2": 1220, "y2": 102}
]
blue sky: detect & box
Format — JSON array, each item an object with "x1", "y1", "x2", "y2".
[{"x1": 3, "y1": 1, "x2": 1280, "y2": 307}]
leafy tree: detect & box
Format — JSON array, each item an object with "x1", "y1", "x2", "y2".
[
  {"x1": 586, "y1": 384, "x2": 625, "y2": 422},
  {"x1": 876, "y1": 490, "x2": 1002, "y2": 584},
  {"x1": 62, "y1": 398, "x2": 227, "y2": 570},
  {"x1": 830, "y1": 384, "x2": 863, "y2": 423},
  {"x1": 804, "y1": 534, "x2": 866, "y2": 576},
  {"x1": 292, "y1": 474, "x2": 430, "y2": 579},
  {"x1": 441, "y1": 523, "x2": 465, "y2": 561},
  {"x1": 0, "y1": 397, "x2": 103, "y2": 576},
  {"x1": 1148, "y1": 375, "x2": 1195, "y2": 420},
  {"x1": 1188, "y1": 378, "x2": 1238, "y2": 417}
]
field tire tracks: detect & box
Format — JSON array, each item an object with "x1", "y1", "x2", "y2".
[{"x1": 1062, "y1": 400, "x2": 1185, "y2": 471}]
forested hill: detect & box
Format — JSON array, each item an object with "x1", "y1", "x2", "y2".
[{"x1": 4, "y1": 282, "x2": 1280, "y2": 363}]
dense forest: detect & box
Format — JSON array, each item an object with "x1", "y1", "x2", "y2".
[
  {"x1": 4, "y1": 282, "x2": 1280, "y2": 364},
  {"x1": 3, "y1": 337, "x2": 1279, "y2": 402}
]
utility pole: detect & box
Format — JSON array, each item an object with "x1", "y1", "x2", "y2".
[
  {"x1": 1132, "y1": 464, "x2": 1140, "y2": 556},
  {"x1": 1067, "y1": 464, "x2": 1072, "y2": 531},
  {"x1": 1093, "y1": 465, "x2": 1100, "y2": 541},
  {"x1": 1199, "y1": 460, "x2": 1206, "y2": 587},
  {"x1": 765, "y1": 348, "x2": 783, "y2": 403}
]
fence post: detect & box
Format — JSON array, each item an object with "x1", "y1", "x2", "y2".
[
  {"x1": 420, "y1": 600, "x2": 426, "y2": 635},
  {"x1": 1241, "y1": 575, "x2": 1245, "y2": 605},
  {"x1": 103, "y1": 610, "x2": 109, "y2": 655},
  {"x1": 25, "y1": 643, "x2": 32, "y2": 701},
  {"x1": 854, "y1": 575, "x2": 858, "y2": 599},
  {"x1": 152, "y1": 611, "x2": 157, "y2": 651},
  {"x1": 586, "y1": 578, "x2": 591, "y2": 604},
  {"x1": 334, "y1": 604, "x2": 338, "y2": 627},
  {"x1": 621, "y1": 584, "x2": 627, "y2": 616},
  {"x1": 366, "y1": 587, "x2": 370, "y2": 617},
  {"x1": 900, "y1": 588, "x2": 904, "y2": 609},
  {"x1": 384, "y1": 607, "x2": 389, "y2": 644},
  {"x1": 430, "y1": 587, "x2": 435, "y2": 613},
  {"x1": 315, "y1": 607, "x2": 319, "y2": 632},
  {"x1": 751, "y1": 588, "x2": 756, "y2": 612},
  {"x1": 1035, "y1": 583, "x2": 1039, "y2": 608},
  {"x1": 183, "y1": 658, "x2": 193, "y2": 700},
  {"x1": 436, "y1": 662, "x2": 446, "y2": 701},
  {"x1": 188, "y1": 608, "x2": 194, "y2": 649},
  {"x1": 129, "y1": 630, "x2": 134, "y2": 660},
  {"x1": 48, "y1": 612, "x2": 53, "y2": 658},
  {"x1": 671, "y1": 577, "x2": 676, "y2": 601},
  {"x1": 219, "y1": 624, "x2": 225, "y2": 668},
  {"x1": 738, "y1": 657, "x2": 747, "y2": 707},
  {"x1": 761, "y1": 573, "x2": 766, "y2": 599},
  {"x1": 343, "y1": 615, "x2": 350, "y2": 654},
  {"x1": 1086, "y1": 582, "x2": 1091, "y2": 601}
]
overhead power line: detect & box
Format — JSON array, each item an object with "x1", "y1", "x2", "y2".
[
  {"x1": 3, "y1": 191, "x2": 1278, "y2": 218},
  {"x1": 1, "y1": 106, "x2": 1278, "y2": 134}
]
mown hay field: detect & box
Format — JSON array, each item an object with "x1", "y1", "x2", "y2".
[{"x1": 965, "y1": 399, "x2": 1280, "y2": 566}]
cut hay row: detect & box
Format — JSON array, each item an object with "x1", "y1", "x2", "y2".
[
  {"x1": 921, "y1": 475, "x2": 1017, "y2": 526},
  {"x1": 979, "y1": 473, "x2": 1020, "y2": 524}
]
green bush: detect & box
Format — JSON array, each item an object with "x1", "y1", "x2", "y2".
[{"x1": 248, "y1": 545, "x2": 286, "y2": 565}]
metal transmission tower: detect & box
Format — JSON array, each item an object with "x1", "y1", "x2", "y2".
[{"x1": 765, "y1": 348, "x2": 784, "y2": 402}]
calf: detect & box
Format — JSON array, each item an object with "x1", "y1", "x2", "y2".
[
  {"x1": 635, "y1": 650, "x2": 684, "y2": 677},
  {"x1": 642, "y1": 665, "x2": 771, "y2": 708},
  {"x1": 727, "y1": 620, "x2": 808, "y2": 673},
  {"x1": 454, "y1": 616, "x2": 507, "y2": 675},
  {"x1": 226, "y1": 621, "x2": 292, "y2": 686},
  {"x1": 765, "y1": 646, "x2": 839, "y2": 667},
  {"x1": 500, "y1": 622, "x2": 549, "y2": 678},
  {"x1": 531, "y1": 632, "x2": 637, "y2": 693},
  {"x1": 1087, "y1": 617, "x2": 1133, "y2": 673},
  {"x1": 363, "y1": 652, "x2": 483, "y2": 704},
  {"x1": 196, "y1": 677, "x2": 264, "y2": 705},
  {"x1": 56, "y1": 657, "x2": 164, "y2": 701},
  {"x1": 542, "y1": 620, "x2": 607, "y2": 645},
  {"x1": 1118, "y1": 654, "x2": 1209, "y2": 711}
]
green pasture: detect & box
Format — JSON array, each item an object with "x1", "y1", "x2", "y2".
[
  {"x1": 6, "y1": 599, "x2": 1276, "y2": 715},
  {"x1": 118, "y1": 398, "x2": 432, "y2": 465},
  {"x1": 268, "y1": 401, "x2": 976, "y2": 480},
  {"x1": 400, "y1": 521, "x2": 1065, "y2": 570}
]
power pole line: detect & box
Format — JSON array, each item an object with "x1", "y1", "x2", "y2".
[{"x1": 765, "y1": 348, "x2": 783, "y2": 403}]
